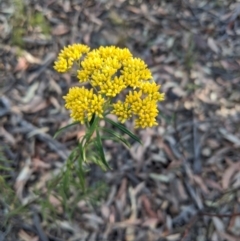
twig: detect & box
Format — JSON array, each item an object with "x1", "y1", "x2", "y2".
[
  {"x1": 192, "y1": 117, "x2": 201, "y2": 174},
  {"x1": 17, "y1": 117, "x2": 70, "y2": 161},
  {"x1": 200, "y1": 212, "x2": 240, "y2": 218},
  {"x1": 180, "y1": 214, "x2": 198, "y2": 241},
  {"x1": 33, "y1": 211, "x2": 49, "y2": 241}
]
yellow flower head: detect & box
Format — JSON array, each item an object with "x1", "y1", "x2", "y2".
[
  {"x1": 140, "y1": 82, "x2": 165, "y2": 101},
  {"x1": 112, "y1": 101, "x2": 132, "y2": 123},
  {"x1": 55, "y1": 44, "x2": 164, "y2": 128},
  {"x1": 134, "y1": 99, "x2": 159, "y2": 128},
  {"x1": 54, "y1": 44, "x2": 90, "y2": 73},
  {"x1": 63, "y1": 87, "x2": 104, "y2": 124}
]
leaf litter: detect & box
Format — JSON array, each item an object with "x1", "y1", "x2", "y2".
[{"x1": 1, "y1": 0, "x2": 240, "y2": 240}]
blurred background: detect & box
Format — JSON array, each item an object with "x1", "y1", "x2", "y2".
[{"x1": 1, "y1": 0, "x2": 240, "y2": 240}]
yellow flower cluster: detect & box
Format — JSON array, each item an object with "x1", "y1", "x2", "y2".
[
  {"x1": 54, "y1": 44, "x2": 90, "y2": 72},
  {"x1": 54, "y1": 44, "x2": 164, "y2": 128},
  {"x1": 63, "y1": 87, "x2": 104, "y2": 124}
]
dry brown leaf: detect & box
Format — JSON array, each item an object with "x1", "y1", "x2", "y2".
[
  {"x1": 142, "y1": 218, "x2": 159, "y2": 229},
  {"x1": 207, "y1": 147, "x2": 231, "y2": 164},
  {"x1": 114, "y1": 219, "x2": 141, "y2": 228},
  {"x1": 166, "y1": 233, "x2": 181, "y2": 241},
  {"x1": 0, "y1": 126, "x2": 16, "y2": 145},
  {"x1": 208, "y1": 37, "x2": 219, "y2": 53},
  {"x1": 35, "y1": 172, "x2": 53, "y2": 190},
  {"x1": 213, "y1": 217, "x2": 225, "y2": 231},
  {"x1": 14, "y1": 57, "x2": 29, "y2": 72},
  {"x1": 116, "y1": 178, "x2": 127, "y2": 199},
  {"x1": 77, "y1": 129, "x2": 87, "y2": 142},
  {"x1": 217, "y1": 231, "x2": 238, "y2": 241},
  {"x1": 130, "y1": 143, "x2": 145, "y2": 162},
  {"x1": 32, "y1": 158, "x2": 51, "y2": 172},
  {"x1": 192, "y1": 175, "x2": 210, "y2": 194},
  {"x1": 126, "y1": 6, "x2": 141, "y2": 14},
  {"x1": 205, "y1": 179, "x2": 223, "y2": 192},
  {"x1": 101, "y1": 205, "x2": 110, "y2": 220},
  {"x1": 222, "y1": 161, "x2": 240, "y2": 189},
  {"x1": 15, "y1": 159, "x2": 32, "y2": 200},
  {"x1": 157, "y1": 138, "x2": 178, "y2": 162},
  {"x1": 175, "y1": 179, "x2": 188, "y2": 201},
  {"x1": 49, "y1": 96, "x2": 61, "y2": 110},
  {"x1": 19, "y1": 96, "x2": 48, "y2": 113},
  {"x1": 49, "y1": 79, "x2": 62, "y2": 95},
  {"x1": 23, "y1": 51, "x2": 41, "y2": 64},
  {"x1": 49, "y1": 194, "x2": 63, "y2": 213},
  {"x1": 14, "y1": 51, "x2": 41, "y2": 72},
  {"x1": 219, "y1": 128, "x2": 240, "y2": 147},
  {"x1": 51, "y1": 24, "x2": 70, "y2": 35},
  {"x1": 21, "y1": 82, "x2": 39, "y2": 103},
  {"x1": 18, "y1": 230, "x2": 39, "y2": 241},
  {"x1": 141, "y1": 195, "x2": 158, "y2": 218}
]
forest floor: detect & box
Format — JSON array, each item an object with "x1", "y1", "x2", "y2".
[{"x1": 1, "y1": 0, "x2": 240, "y2": 241}]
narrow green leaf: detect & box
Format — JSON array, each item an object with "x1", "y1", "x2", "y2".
[
  {"x1": 96, "y1": 130, "x2": 111, "y2": 169},
  {"x1": 0, "y1": 166, "x2": 13, "y2": 171},
  {"x1": 81, "y1": 116, "x2": 98, "y2": 146},
  {"x1": 77, "y1": 143, "x2": 85, "y2": 191},
  {"x1": 101, "y1": 127, "x2": 131, "y2": 148},
  {"x1": 78, "y1": 142, "x2": 85, "y2": 161},
  {"x1": 90, "y1": 155, "x2": 108, "y2": 171},
  {"x1": 77, "y1": 156, "x2": 85, "y2": 192},
  {"x1": 62, "y1": 164, "x2": 70, "y2": 195},
  {"x1": 89, "y1": 113, "x2": 96, "y2": 126},
  {"x1": 104, "y1": 117, "x2": 142, "y2": 144},
  {"x1": 54, "y1": 121, "x2": 79, "y2": 139}
]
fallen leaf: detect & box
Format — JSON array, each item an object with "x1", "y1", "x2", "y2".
[
  {"x1": 166, "y1": 233, "x2": 181, "y2": 241},
  {"x1": 32, "y1": 158, "x2": 51, "y2": 172},
  {"x1": 15, "y1": 159, "x2": 33, "y2": 200},
  {"x1": 217, "y1": 231, "x2": 238, "y2": 241},
  {"x1": 213, "y1": 217, "x2": 225, "y2": 231},
  {"x1": 141, "y1": 195, "x2": 158, "y2": 218},
  {"x1": 49, "y1": 194, "x2": 63, "y2": 213},
  {"x1": 222, "y1": 161, "x2": 240, "y2": 189},
  {"x1": 208, "y1": 37, "x2": 219, "y2": 53},
  {"x1": 101, "y1": 205, "x2": 110, "y2": 220},
  {"x1": 0, "y1": 126, "x2": 16, "y2": 145},
  {"x1": 21, "y1": 82, "x2": 39, "y2": 103},
  {"x1": 14, "y1": 57, "x2": 29, "y2": 72},
  {"x1": 18, "y1": 229, "x2": 39, "y2": 241},
  {"x1": 192, "y1": 175, "x2": 210, "y2": 194},
  {"x1": 52, "y1": 24, "x2": 70, "y2": 35},
  {"x1": 116, "y1": 178, "x2": 127, "y2": 199},
  {"x1": 142, "y1": 218, "x2": 159, "y2": 229},
  {"x1": 19, "y1": 96, "x2": 48, "y2": 113},
  {"x1": 219, "y1": 128, "x2": 240, "y2": 147}
]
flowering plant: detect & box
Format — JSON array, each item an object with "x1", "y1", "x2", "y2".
[{"x1": 54, "y1": 44, "x2": 164, "y2": 190}]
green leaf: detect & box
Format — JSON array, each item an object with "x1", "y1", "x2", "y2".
[
  {"x1": 96, "y1": 129, "x2": 111, "y2": 170},
  {"x1": 81, "y1": 116, "x2": 98, "y2": 146},
  {"x1": 77, "y1": 157, "x2": 85, "y2": 192},
  {"x1": 89, "y1": 154, "x2": 108, "y2": 171},
  {"x1": 77, "y1": 143, "x2": 86, "y2": 191},
  {"x1": 101, "y1": 127, "x2": 131, "y2": 148},
  {"x1": 89, "y1": 113, "x2": 96, "y2": 127},
  {"x1": 54, "y1": 121, "x2": 79, "y2": 139},
  {"x1": 0, "y1": 166, "x2": 13, "y2": 171},
  {"x1": 78, "y1": 142, "x2": 85, "y2": 161},
  {"x1": 104, "y1": 117, "x2": 142, "y2": 144}
]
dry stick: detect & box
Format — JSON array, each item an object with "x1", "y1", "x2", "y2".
[
  {"x1": 192, "y1": 117, "x2": 201, "y2": 174},
  {"x1": 180, "y1": 211, "x2": 240, "y2": 241},
  {"x1": 180, "y1": 214, "x2": 198, "y2": 241},
  {"x1": 32, "y1": 211, "x2": 49, "y2": 241},
  {"x1": 19, "y1": 118, "x2": 70, "y2": 161},
  {"x1": 199, "y1": 212, "x2": 240, "y2": 218}
]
